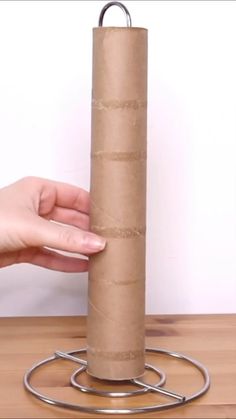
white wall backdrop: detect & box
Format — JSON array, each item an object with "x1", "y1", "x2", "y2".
[{"x1": 0, "y1": 1, "x2": 235, "y2": 316}]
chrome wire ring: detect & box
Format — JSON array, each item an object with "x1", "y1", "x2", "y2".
[
  {"x1": 70, "y1": 362, "x2": 166, "y2": 398},
  {"x1": 24, "y1": 347, "x2": 210, "y2": 415}
]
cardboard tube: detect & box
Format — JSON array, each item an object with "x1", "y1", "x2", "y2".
[{"x1": 87, "y1": 26, "x2": 148, "y2": 380}]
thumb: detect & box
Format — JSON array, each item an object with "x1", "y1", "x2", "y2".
[{"x1": 29, "y1": 216, "x2": 106, "y2": 254}]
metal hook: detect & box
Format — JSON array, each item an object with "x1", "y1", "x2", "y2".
[{"x1": 98, "y1": 1, "x2": 132, "y2": 27}]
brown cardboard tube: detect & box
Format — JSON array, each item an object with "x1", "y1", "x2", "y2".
[{"x1": 87, "y1": 26, "x2": 148, "y2": 380}]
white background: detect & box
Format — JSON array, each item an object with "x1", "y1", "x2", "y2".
[{"x1": 0, "y1": 1, "x2": 235, "y2": 316}]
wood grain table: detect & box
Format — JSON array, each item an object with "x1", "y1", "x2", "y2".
[{"x1": 0, "y1": 314, "x2": 235, "y2": 418}]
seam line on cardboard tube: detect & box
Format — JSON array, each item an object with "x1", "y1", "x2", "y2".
[
  {"x1": 89, "y1": 299, "x2": 143, "y2": 329},
  {"x1": 89, "y1": 277, "x2": 142, "y2": 286},
  {"x1": 87, "y1": 348, "x2": 144, "y2": 361},
  {"x1": 90, "y1": 200, "x2": 127, "y2": 227},
  {"x1": 92, "y1": 99, "x2": 147, "y2": 110},
  {"x1": 91, "y1": 200, "x2": 123, "y2": 224},
  {"x1": 91, "y1": 226, "x2": 146, "y2": 238},
  {"x1": 88, "y1": 299, "x2": 123, "y2": 327},
  {"x1": 91, "y1": 151, "x2": 146, "y2": 161}
]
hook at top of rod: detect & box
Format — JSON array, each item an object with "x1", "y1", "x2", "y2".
[{"x1": 98, "y1": 2, "x2": 132, "y2": 27}]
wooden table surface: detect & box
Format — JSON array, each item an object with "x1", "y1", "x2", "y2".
[{"x1": 0, "y1": 314, "x2": 235, "y2": 419}]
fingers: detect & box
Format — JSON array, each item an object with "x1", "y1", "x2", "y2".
[
  {"x1": 38, "y1": 178, "x2": 90, "y2": 214},
  {"x1": 53, "y1": 181, "x2": 90, "y2": 214},
  {"x1": 0, "y1": 251, "x2": 19, "y2": 268},
  {"x1": 45, "y1": 206, "x2": 89, "y2": 231},
  {"x1": 29, "y1": 216, "x2": 106, "y2": 255},
  {"x1": 18, "y1": 247, "x2": 89, "y2": 272},
  {"x1": 0, "y1": 177, "x2": 103, "y2": 261}
]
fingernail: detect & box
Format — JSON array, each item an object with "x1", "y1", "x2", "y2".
[{"x1": 84, "y1": 235, "x2": 106, "y2": 251}]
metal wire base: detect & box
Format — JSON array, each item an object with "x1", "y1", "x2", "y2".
[{"x1": 24, "y1": 347, "x2": 210, "y2": 415}]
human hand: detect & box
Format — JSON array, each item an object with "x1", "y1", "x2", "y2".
[{"x1": 0, "y1": 177, "x2": 105, "y2": 271}]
